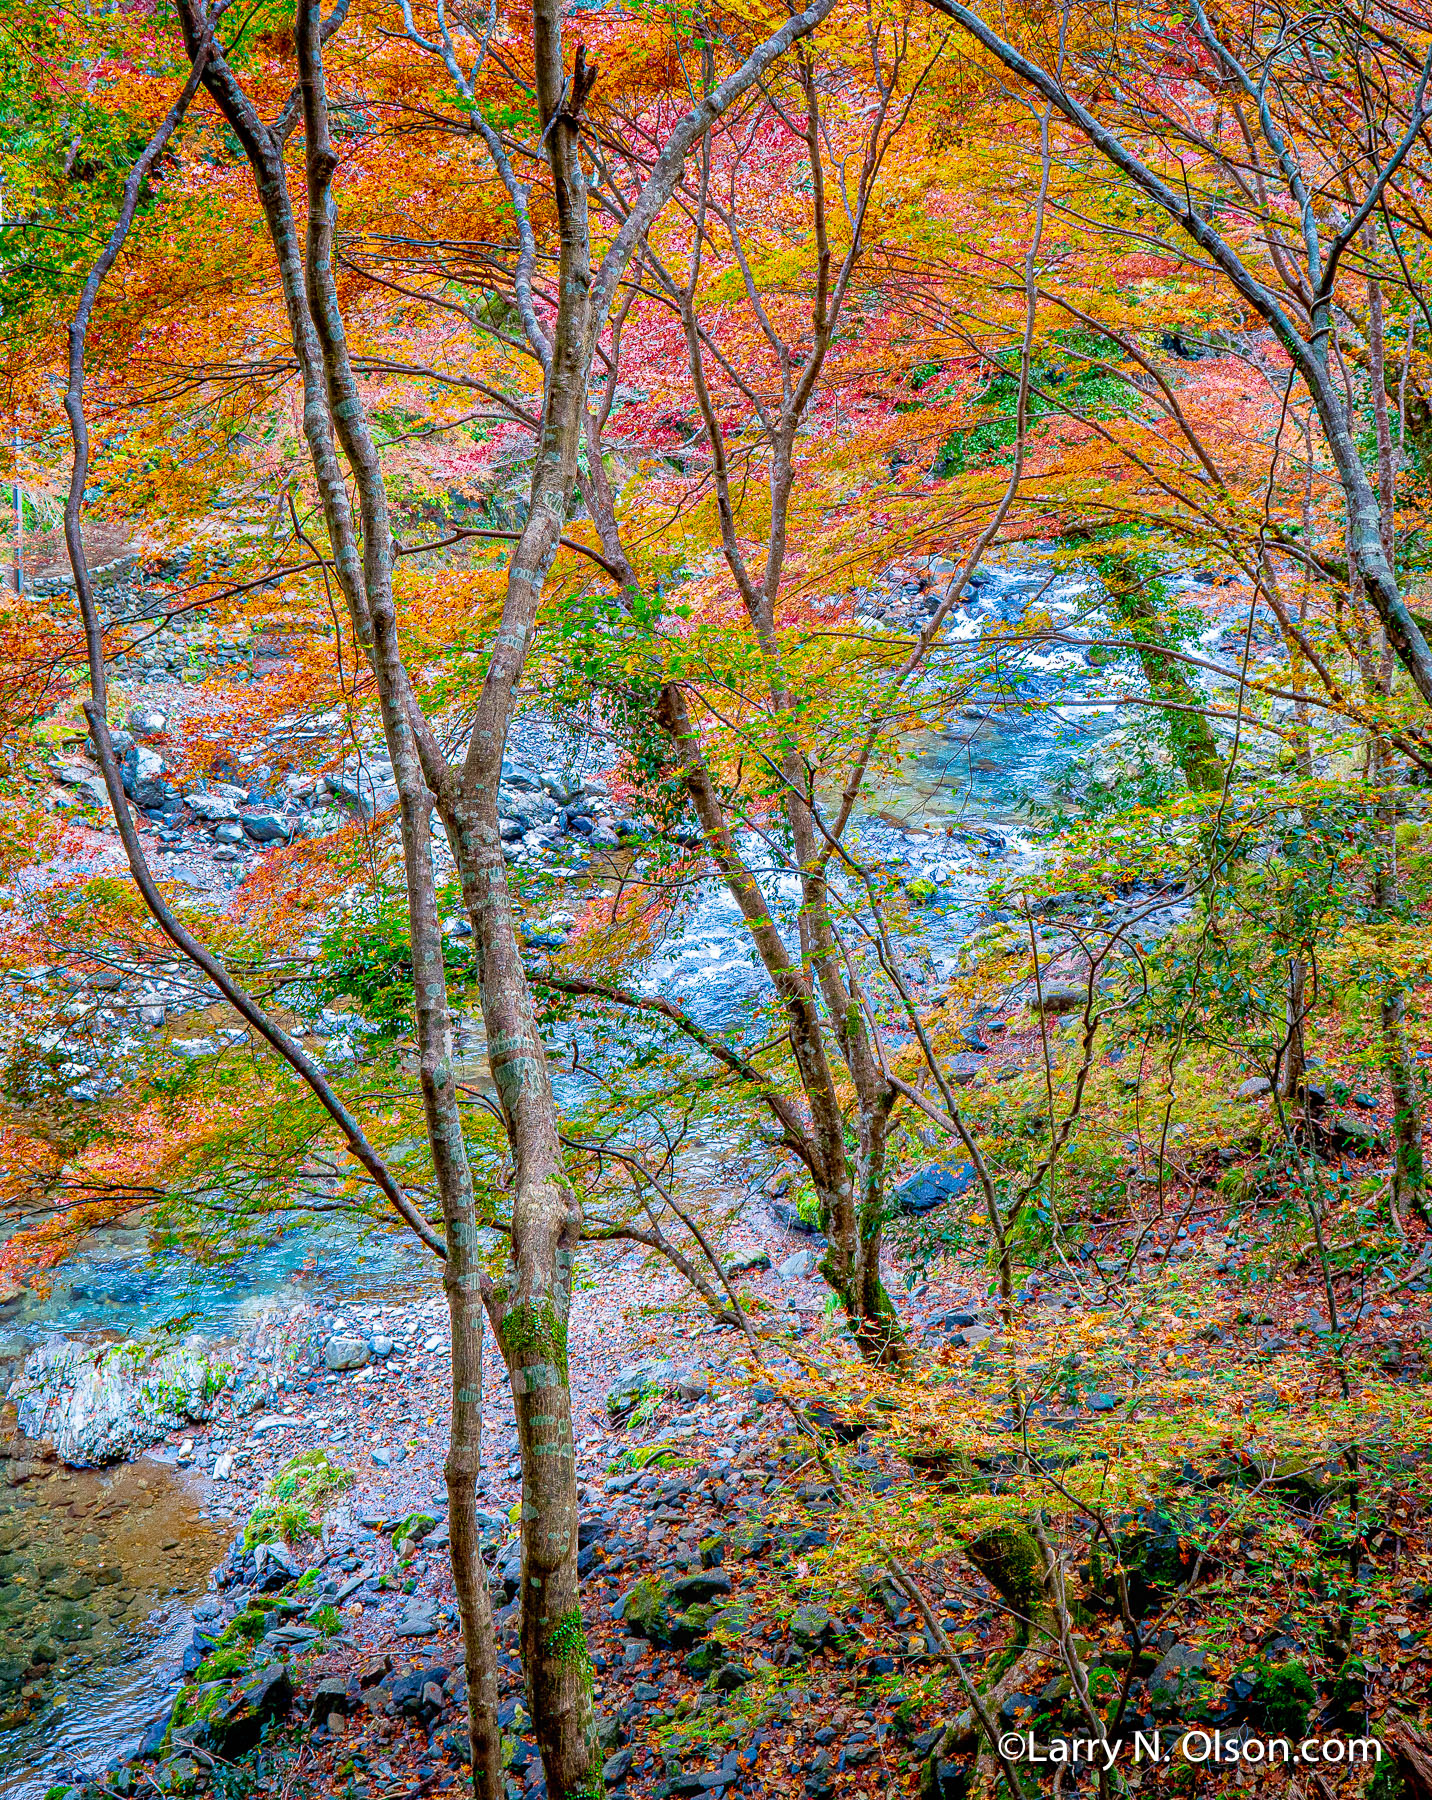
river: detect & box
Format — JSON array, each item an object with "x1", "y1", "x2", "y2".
[{"x1": 0, "y1": 550, "x2": 1143, "y2": 1793}]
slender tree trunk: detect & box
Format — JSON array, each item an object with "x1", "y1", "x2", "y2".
[
  {"x1": 1278, "y1": 957, "x2": 1307, "y2": 1105},
  {"x1": 445, "y1": 1259, "x2": 503, "y2": 1797},
  {"x1": 1361, "y1": 271, "x2": 1426, "y2": 1223}
]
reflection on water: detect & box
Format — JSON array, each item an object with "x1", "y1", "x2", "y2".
[
  {"x1": 1, "y1": 1216, "x2": 434, "y2": 1352},
  {"x1": 0, "y1": 1457, "x2": 233, "y2": 1800}
]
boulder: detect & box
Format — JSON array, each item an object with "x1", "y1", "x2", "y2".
[
  {"x1": 310, "y1": 1675, "x2": 358, "y2": 1721},
  {"x1": 122, "y1": 744, "x2": 173, "y2": 809},
  {"x1": 789, "y1": 1604, "x2": 833, "y2": 1650},
  {"x1": 240, "y1": 811, "x2": 293, "y2": 844},
  {"x1": 1149, "y1": 1644, "x2": 1213, "y2": 1719},
  {"x1": 895, "y1": 1163, "x2": 976, "y2": 1215},
  {"x1": 211, "y1": 1663, "x2": 293, "y2": 1756},
  {"x1": 605, "y1": 1358, "x2": 680, "y2": 1421},
  {"x1": 185, "y1": 793, "x2": 240, "y2": 822},
  {"x1": 776, "y1": 1249, "x2": 818, "y2": 1280},
  {"x1": 767, "y1": 1193, "x2": 821, "y2": 1235},
  {"x1": 618, "y1": 1577, "x2": 672, "y2": 1646},
  {"x1": 669, "y1": 1571, "x2": 731, "y2": 1608},
  {"x1": 324, "y1": 1335, "x2": 371, "y2": 1371},
  {"x1": 12, "y1": 1337, "x2": 219, "y2": 1466},
  {"x1": 394, "y1": 1598, "x2": 439, "y2": 1637},
  {"x1": 1323, "y1": 1111, "x2": 1381, "y2": 1154},
  {"x1": 725, "y1": 1249, "x2": 772, "y2": 1274},
  {"x1": 1029, "y1": 982, "x2": 1087, "y2": 1016},
  {"x1": 1236, "y1": 1076, "x2": 1272, "y2": 1101}
]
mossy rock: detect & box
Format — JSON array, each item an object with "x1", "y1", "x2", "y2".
[
  {"x1": 965, "y1": 1524, "x2": 1043, "y2": 1628},
  {"x1": 1248, "y1": 1659, "x2": 1316, "y2": 1736},
  {"x1": 172, "y1": 1680, "x2": 227, "y2": 1732},
  {"x1": 619, "y1": 1577, "x2": 672, "y2": 1647},
  {"x1": 391, "y1": 1512, "x2": 437, "y2": 1550},
  {"x1": 245, "y1": 1448, "x2": 353, "y2": 1549}
]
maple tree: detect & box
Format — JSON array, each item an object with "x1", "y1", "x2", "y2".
[{"x1": 2, "y1": 0, "x2": 1432, "y2": 1794}]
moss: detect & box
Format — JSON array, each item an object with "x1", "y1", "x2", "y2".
[
  {"x1": 390, "y1": 1512, "x2": 437, "y2": 1550},
  {"x1": 244, "y1": 1448, "x2": 353, "y2": 1550},
  {"x1": 501, "y1": 1296, "x2": 569, "y2": 1380},
  {"x1": 965, "y1": 1524, "x2": 1044, "y2": 1641},
  {"x1": 171, "y1": 1680, "x2": 227, "y2": 1730},
  {"x1": 199, "y1": 1643, "x2": 253, "y2": 1682},
  {"x1": 547, "y1": 1605, "x2": 592, "y2": 1672},
  {"x1": 1251, "y1": 1660, "x2": 1316, "y2": 1736}
]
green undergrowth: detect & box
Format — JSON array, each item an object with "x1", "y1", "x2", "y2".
[{"x1": 244, "y1": 1448, "x2": 354, "y2": 1549}]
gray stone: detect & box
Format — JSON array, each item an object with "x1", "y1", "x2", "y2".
[
  {"x1": 944, "y1": 1054, "x2": 988, "y2": 1086},
  {"x1": 185, "y1": 792, "x2": 240, "y2": 822},
  {"x1": 324, "y1": 1335, "x2": 371, "y2": 1371},
  {"x1": 895, "y1": 1163, "x2": 976, "y2": 1215},
  {"x1": 393, "y1": 1598, "x2": 438, "y2": 1637},
  {"x1": 669, "y1": 1571, "x2": 731, "y2": 1607},
  {"x1": 129, "y1": 706, "x2": 168, "y2": 736},
  {"x1": 241, "y1": 811, "x2": 293, "y2": 843},
  {"x1": 1149, "y1": 1644, "x2": 1211, "y2": 1717},
  {"x1": 676, "y1": 1369, "x2": 710, "y2": 1402},
  {"x1": 1236, "y1": 1076, "x2": 1272, "y2": 1101},
  {"x1": 724, "y1": 1250, "x2": 772, "y2": 1274},
  {"x1": 311, "y1": 1675, "x2": 357, "y2": 1720},
  {"x1": 122, "y1": 744, "x2": 172, "y2": 809},
  {"x1": 790, "y1": 1604, "x2": 833, "y2": 1649},
  {"x1": 605, "y1": 1358, "x2": 680, "y2": 1421},
  {"x1": 1029, "y1": 982, "x2": 1087, "y2": 1016},
  {"x1": 603, "y1": 1747, "x2": 634, "y2": 1784},
  {"x1": 254, "y1": 1540, "x2": 300, "y2": 1581},
  {"x1": 12, "y1": 1336, "x2": 218, "y2": 1465},
  {"x1": 371, "y1": 1336, "x2": 394, "y2": 1358},
  {"x1": 776, "y1": 1250, "x2": 818, "y2": 1280},
  {"x1": 171, "y1": 1038, "x2": 216, "y2": 1059},
  {"x1": 140, "y1": 1004, "x2": 166, "y2": 1028},
  {"x1": 214, "y1": 820, "x2": 244, "y2": 844}
]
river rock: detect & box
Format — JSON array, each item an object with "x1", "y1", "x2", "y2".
[
  {"x1": 895, "y1": 1163, "x2": 976, "y2": 1215},
  {"x1": 122, "y1": 744, "x2": 173, "y2": 809},
  {"x1": 776, "y1": 1250, "x2": 818, "y2": 1280},
  {"x1": 12, "y1": 1337, "x2": 219, "y2": 1466},
  {"x1": 324, "y1": 1335, "x2": 371, "y2": 1371},
  {"x1": 241, "y1": 811, "x2": 293, "y2": 843},
  {"x1": 1029, "y1": 982, "x2": 1087, "y2": 1016},
  {"x1": 185, "y1": 792, "x2": 240, "y2": 822}
]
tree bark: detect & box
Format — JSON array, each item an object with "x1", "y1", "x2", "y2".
[{"x1": 1278, "y1": 957, "x2": 1307, "y2": 1105}]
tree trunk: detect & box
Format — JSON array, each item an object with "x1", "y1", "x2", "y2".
[
  {"x1": 445, "y1": 1259, "x2": 503, "y2": 1798},
  {"x1": 1089, "y1": 548, "x2": 1224, "y2": 791},
  {"x1": 1381, "y1": 984, "x2": 1427, "y2": 1221},
  {"x1": 1278, "y1": 957, "x2": 1307, "y2": 1105}
]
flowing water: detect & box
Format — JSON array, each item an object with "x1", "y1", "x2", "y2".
[
  {"x1": 0, "y1": 1460, "x2": 234, "y2": 1800},
  {"x1": 0, "y1": 551, "x2": 1136, "y2": 1791}
]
